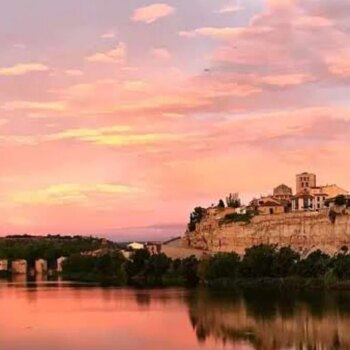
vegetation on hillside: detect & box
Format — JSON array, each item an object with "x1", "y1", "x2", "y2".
[
  {"x1": 61, "y1": 244, "x2": 350, "y2": 289},
  {"x1": 221, "y1": 212, "x2": 254, "y2": 224},
  {"x1": 62, "y1": 252, "x2": 126, "y2": 285},
  {"x1": 188, "y1": 207, "x2": 206, "y2": 232},
  {"x1": 226, "y1": 193, "x2": 241, "y2": 208},
  {"x1": 0, "y1": 235, "x2": 116, "y2": 268}
]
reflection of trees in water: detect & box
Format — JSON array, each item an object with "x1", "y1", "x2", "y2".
[
  {"x1": 187, "y1": 289, "x2": 350, "y2": 350},
  {"x1": 135, "y1": 292, "x2": 151, "y2": 307}
]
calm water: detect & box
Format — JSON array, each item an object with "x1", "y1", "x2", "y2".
[{"x1": 1, "y1": 278, "x2": 350, "y2": 350}]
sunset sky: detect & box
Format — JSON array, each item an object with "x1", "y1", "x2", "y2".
[{"x1": 1, "y1": 0, "x2": 350, "y2": 238}]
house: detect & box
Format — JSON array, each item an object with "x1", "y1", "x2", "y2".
[
  {"x1": 273, "y1": 184, "x2": 293, "y2": 201},
  {"x1": 11, "y1": 260, "x2": 28, "y2": 275},
  {"x1": 258, "y1": 201, "x2": 285, "y2": 215},
  {"x1": 250, "y1": 196, "x2": 286, "y2": 215},
  {"x1": 127, "y1": 242, "x2": 144, "y2": 250},
  {"x1": 292, "y1": 192, "x2": 315, "y2": 211},
  {"x1": 35, "y1": 259, "x2": 48, "y2": 274}
]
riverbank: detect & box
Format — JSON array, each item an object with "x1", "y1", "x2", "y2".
[{"x1": 207, "y1": 277, "x2": 350, "y2": 291}]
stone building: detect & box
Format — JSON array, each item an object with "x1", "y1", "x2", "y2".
[
  {"x1": 273, "y1": 184, "x2": 293, "y2": 201},
  {"x1": 292, "y1": 192, "x2": 315, "y2": 211},
  {"x1": 296, "y1": 172, "x2": 316, "y2": 193},
  {"x1": 258, "y1": 201, "x2": 285, "y2": 215},
  {"x1": 35, "y1": 259, "x2": 48, "y2": 274},
  {"x1": 56, "y1": 256, "x2": 67, "y2": 273},
  {"x1": 251, "y1": 197, "x2": 286, "y2": 215},
  {"x1": 11, "y1": 260, "x2": 28, "y2": 274},
  {"x1": 0, "y1": 259, "x2": 8, "y2": 272}
]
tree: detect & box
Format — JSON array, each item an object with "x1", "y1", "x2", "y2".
[
  {"x1": 181, "y1": 256, "x2": 199, "y2": 286},
  {"x1": 271, "y1": 247, "x2": 300, "y2": 277},
  {"x1": 333, "y1": 253, "x2": 350, "y2": 280},
  {"x1": 241, "y1": 244, "x2": 277, "y2": 278},
  {"x1": 188, "y1": 207, "x2": 206, "y2": 232},
  {"x1": 217, "y1": 199, "x2": 225, "y2": 208},
  {"x1": 145, "y1": 253, "x2": 171, "y2": 283},
  {"x1": 335, "y1": 195, "x2": 347, "y2": 206},
  {"x1": 296, "y1": 250, "x2": 331, "y2": 278},
  {"x1": 125, "y1": 249, "x2": 150, "y2": 279},
  {"x1": 205, "y1": 252, "x2": 241, "y2": 280},
  {"x1": 226, "y1": 193, "x2": 241, "y2": 208}
]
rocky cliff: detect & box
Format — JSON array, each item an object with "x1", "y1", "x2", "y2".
[{"x1": 184, "y1": 208, "x2": 350, "y2": 255}]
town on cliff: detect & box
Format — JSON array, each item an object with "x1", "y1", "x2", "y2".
[
  {"x1": 192, "y1": 172, "x2": 349, "y2": 221},
  {"x1": 184, "y1": 172, "x2": 350, "y2": 255}
]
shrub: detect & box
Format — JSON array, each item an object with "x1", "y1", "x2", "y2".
[
  {"x1": 206, "y1": 252, "x2": 241, "y2": 280},
  {"x1": 188, "y1": 207, "x2": 206, "y2": 232},
  {"x1": 241, "y1": 244, "x2": 277, "y2": 278},
  {"x1": 296, "y1": 250, "x2": 331, "y2": 278},
  {"x1": 222, "y1": 212, "x2": 254, "y2": 224},
  {"x1": 271, "y1": 247, "x2": 300, "y2": 278}
]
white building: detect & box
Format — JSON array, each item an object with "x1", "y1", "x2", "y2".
[
  {"x1": 292, "y1": 191, "x2": 328, "y2": 212},
  {"x1": 127, "y1": 242, "x2": 144, "y2": 250}
]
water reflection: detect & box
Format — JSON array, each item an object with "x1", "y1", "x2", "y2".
[
  {"x1": 1, "y1": 281, "x2": 350, "y2": 350},
  {"x1": 188, "y1": 289, "x2": 350, "y2": 349}
]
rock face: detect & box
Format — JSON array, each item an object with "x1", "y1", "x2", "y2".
[{"x1": 184, "y1": 208, "x2": 350, "y2": 255}]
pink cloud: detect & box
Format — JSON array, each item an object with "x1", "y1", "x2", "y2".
[
  {"x1": 85, "y1": 42, "x2": 127, "y2": 64},
  {"x1": 131, "y1": 3, "x2": 175, "y2": 24},
  {"x1": 151, "y1": 48, "x2": 172, "y2": 61},
  {"x1": 0, "y1": 63, "x2": 49, "y2": 76}
]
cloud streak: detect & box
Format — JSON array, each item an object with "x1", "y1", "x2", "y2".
[
  {"x1": 131, "y1": 3, "x2": 175, "y2": 23},
  {"x1": 85, "y1": 43, "x2": 127, "y2": 64},
  {"x1": 0, "y1": 63, "x2": 49, "y2": 76}
]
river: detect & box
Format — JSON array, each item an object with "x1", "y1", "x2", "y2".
[{"x1": 1, "y1": 278, "x2": 349, "y2": 349}]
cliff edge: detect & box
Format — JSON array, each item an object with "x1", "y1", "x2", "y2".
[{"x1": 184, "y1": 208, "x2": 350, "y2": 256}]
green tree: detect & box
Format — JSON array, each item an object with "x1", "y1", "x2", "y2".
[
  {"x1": 125, "y1": 249, "x2": 151, "y2": 280},
  {"x1": 335, "y1": 195, "x2": 347, "y2": 206},
  {"x1": 206, "y1": 252, "x2": 241, "y2": 280},
  {"x1": 226, "y1": 193, "x2": 241, "y2": 208},
  {"x1": 145, "y1": 253, "x2": 171, "y2": 283},
  {"x1": 181, "y1": 256, "x2": 200, "y2": 286},
  {"x1": 271, "y1": 247, "x2": 300, "y2": 277},
  {"x1": 241, "y1": 244, "x2": 277, "y2": 278},
  {"x1": 333, "y1": 253, "x2": 350, "y2": 280},
  {"x1": 217, "y1": 199, "x2": 225, "y2": 208},
  {"x1": 296, "y1": 250, "x2": 331, "y2": 278},
  {"x1": 188, "y1": 207, "x2": 206, "y2": 232}
]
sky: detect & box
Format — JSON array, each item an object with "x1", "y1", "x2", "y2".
[{"x1": 1, "y1": 0, "x2": 350, "y2": 238}]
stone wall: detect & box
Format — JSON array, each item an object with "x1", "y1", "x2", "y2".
[{"x1": 184, "y1": 209, "x2": 350, "y2": 255}]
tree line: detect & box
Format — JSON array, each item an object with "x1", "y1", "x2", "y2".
[
  {"x1": 61, "y1": 244, "x2": 350, "y2": 288},
  {"x1": 0, "y1": 236, "x2": 114, "y2": 268}
]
